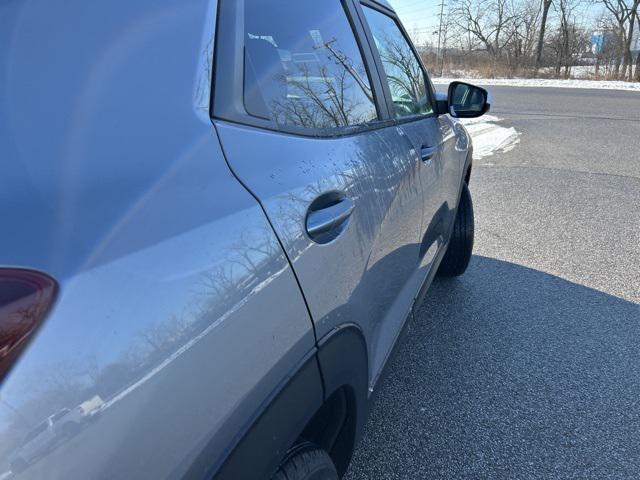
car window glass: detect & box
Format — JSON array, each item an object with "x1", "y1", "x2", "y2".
[
  {"x1": 50, "y1": 409, "x2": 69, "y2": 423},
  {"x1": 23, "y1": 422, "x2": 47, "y2": 444},
  {"x1": 361, "y1": 6, "x2": 433, "y2": 118},
  {"x1": 243, "y1": 0, "x2": 378, "y2": 130}
]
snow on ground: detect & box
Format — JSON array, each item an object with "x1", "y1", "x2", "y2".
[
  {"x1": 432, "y1": 77, "x2": 640, "y2": 92},
  {"x1": 458, "y1": 115, "x2": 520, "y2": 161},
  {"x1": 562, "y1": 65, "x2": 597, "y2": 79}
]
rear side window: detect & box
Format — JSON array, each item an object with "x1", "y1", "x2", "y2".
[
  {"x1": 361, "y1": 6, "x2": 433, "y2": 119},
  {"x1": 23, "y1": 422, "x2": 47, "y2": 444},
  {"x1": 50, "y1": 409, "x2": 70, "y2": 423},
  {"x1": 243, "y1": 0, "x2": 378, "y2": 130}
]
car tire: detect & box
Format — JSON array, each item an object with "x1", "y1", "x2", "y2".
[
  {"x1": 437, "y1": 182, "x2": 474, "y2": 277},
  {"x1": 10, "y1": 458, "x2": 28, "y2": 474},
  {"x1": 271, "y1": 442, "x2": 338, "y2": 480}
]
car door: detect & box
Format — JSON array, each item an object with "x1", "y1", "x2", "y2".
[
  {"x1": 357, "y1": 1, "x2": 456, "y2": 272},
  {"x1": 25, "y1": 421, "x2": 52, "y2": 460},
  {"x1": 19, "y1": 422, "x2": 45, "y2": 462},
  {"x1": 39, "y1": 420, "x2": 58, "y2": 453},
  {"x1": 213, "y1": 0, "x2": 427, "y2": 385}
]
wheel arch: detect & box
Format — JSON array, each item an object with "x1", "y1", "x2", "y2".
[
  {"x1": 306, "y1": 324, "x2": 369, "y2": 476},
  {"x1": 210, "y1": 324, "x2": 369, "y2": 480},
  {"x1": 210, "y1": 353, "x2": 324, "y2": 480}
]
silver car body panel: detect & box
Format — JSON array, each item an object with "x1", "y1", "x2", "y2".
[
  {"x1": 217, "y1": 122, "x2": 431, "y2": 386},
  {"x1": 0, "y1": 0, "x2": 315, "y2": 477},
  {"x1": 0, "y1": 0, "x2": 473, "y2": 477},
  {"x1": 214, "y1": 0, "x2": 468, "y2": 391}
]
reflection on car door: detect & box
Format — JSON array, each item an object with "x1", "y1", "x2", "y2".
[
  {"x1": 359, "y1": 3, "x2": 455, "y2": 274},
  {"x1": 214, "y1": 0, "x2": 428, "y2": 386}
]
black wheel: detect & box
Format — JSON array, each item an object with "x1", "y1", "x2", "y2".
[
  {"x1": 271, "y1": 442, "x2": 338, "y2": 480},
  {"x1": 11, "y1": 458, "x2": 28, "y2": 474},
  {"x1": 437, "y1": 182, "x2": 474, "y2": 277}
]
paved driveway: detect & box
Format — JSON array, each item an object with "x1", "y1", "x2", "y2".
[{"x1": 346, "y1": 87, "x2": 640, "y2": 479}]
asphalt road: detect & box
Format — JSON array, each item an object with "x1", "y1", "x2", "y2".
[{"x1": 346, "y1": 87, "x2": 640, "y2": 479}]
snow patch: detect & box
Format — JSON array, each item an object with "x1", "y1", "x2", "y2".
[
  {"x1": 458, "y1": 116, "x2": 520, "y2": 160},
  {"x1": 458, "y1": 114, "x2": 502, "y2": 125},
  {"x1": 432, "y1": 77, "x2": 640, "y2": 92}
]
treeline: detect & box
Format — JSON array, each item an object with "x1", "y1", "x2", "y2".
[{"x1": 418, "y1": 0, "x2": 640, "y2": 81}]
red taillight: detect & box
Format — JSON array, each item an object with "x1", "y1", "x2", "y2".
[{"x1": 0, "y1": 268, "x2": 58, "y2": 382}]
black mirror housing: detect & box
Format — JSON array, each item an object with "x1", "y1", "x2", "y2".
[
  {"x1": 435, "y1": 91, "x2": 448, "y2": 116},
  {"x1": 446, "y1": 81, "x2": 491, "y2": 118}
]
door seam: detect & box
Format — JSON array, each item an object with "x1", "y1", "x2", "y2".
[{"x1": 212, "y1": 123, "x2": 320, "y2": 345}]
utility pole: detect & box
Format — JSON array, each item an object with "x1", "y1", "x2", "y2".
[{"x1": 436, "y1": 0, "x2": 446, "y2": 76}]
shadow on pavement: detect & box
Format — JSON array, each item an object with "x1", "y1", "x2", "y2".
[{"x1": 347, "y1": 255, "x2": 640, "y2": 479}]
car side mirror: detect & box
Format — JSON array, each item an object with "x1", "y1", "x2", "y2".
[{"x1": 445, "y1": 82, "x2": 491, "y2": 118}]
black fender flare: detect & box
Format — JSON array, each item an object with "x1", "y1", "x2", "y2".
[
  {"x1": 198, "y1": 352, "x2": 323, "y2": 480},
  {"x1": 208, "y1": 325, "x2": 369, "y2": 480},
  {"x1": 315, "y1": 324, "x2": 369, "y2": 475}
]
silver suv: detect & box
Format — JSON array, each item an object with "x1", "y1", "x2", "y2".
[
  {"x1": 0, "y1": 0, "x2": 489, "y2": 478},
  {"x1": 9, "y1": 408, "x2": 85, "y2": 474}
]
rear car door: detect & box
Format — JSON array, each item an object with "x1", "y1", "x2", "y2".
[
  {"x1": 213, "y1": 0, "x2": 426, "y2": 384},
  {"x1": 358, "y1": 2, "x2": 455, "y2": 269}
]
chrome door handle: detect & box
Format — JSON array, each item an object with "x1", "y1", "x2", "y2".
[{"x1": 306, "y1": 197, "x2": 355, "y2": 242}]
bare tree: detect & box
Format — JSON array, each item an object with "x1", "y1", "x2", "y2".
[
  {"x1": 549, "y1": 0, "x2": 588, "y2": 77},
  {"x1": 521, "y1": 2, "x2": 544, "y2": 60},
  {"x1": 622, "y1": 0, "x2": 640, "y2": 79},
  {"x1": 600, "y1": 0, "x2": 640, "y2": 78},
  {"x1": 451, "y1": 0, "x2": 519, "y2": 73},
  {"x1": 505, "y1": 0, "x2": 542, "y2": 72},
  {"x1": 535, "y1": 0, "x2": 554, "y2": 74},
  {"x1": 418, "y1": 0, "x2": 639, "y2": 81},
  {"x1": 635, "y1": 11, "x2": 640, "y2": 80},
  {"x1": 593, "y1": 15, "x2": 624, "y2": 77}
]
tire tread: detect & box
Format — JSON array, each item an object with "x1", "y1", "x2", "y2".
[
  {"x1": 437, "y1": 183, "x2": 474, "y2": 277},
  {"x1": 271, "y1": 442, "x2": 338, "y2": 480}
]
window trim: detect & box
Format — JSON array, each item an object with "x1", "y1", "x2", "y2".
[
  {"x1": 210, "y1": 0, "x2": 394, "y2": 138},
  {"x1": 355, "y1": 0, "x2": 439, "y2": 125}
]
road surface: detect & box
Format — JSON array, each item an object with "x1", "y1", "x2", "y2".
[{"x1": 346, "y1": 87, "x2": 640, "y2": 479}]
